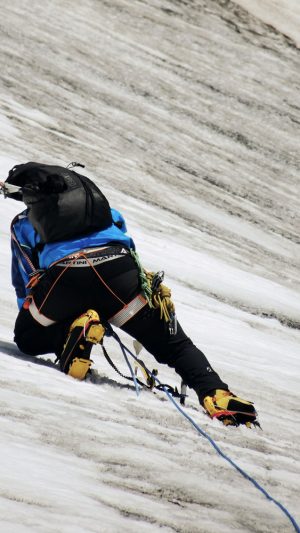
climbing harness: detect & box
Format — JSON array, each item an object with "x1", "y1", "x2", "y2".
[{"x1": 13, "y1": 239, "x2": 149, "y2": 329}]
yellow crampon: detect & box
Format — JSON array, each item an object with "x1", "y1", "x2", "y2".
[
  {"x1": 203, "y1": 389, "x2": 259, "y2": 427},
  {"x1": 62, "y1": 309, "x2": 105, "y2": 380},
  {"x1": 68, "y1": 358, "x2": 93, "y2": 380},
  {"x1": 68, "y1": 309, "x2": 105, "y2": 344}
]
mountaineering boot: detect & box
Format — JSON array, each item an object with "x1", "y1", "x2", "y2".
[
  {"x1": 60, "y1": 309, "x2": 105, "y2": 380},
  {"x1": 203, "y1": 389, "x2": 259, "y2": 427}
]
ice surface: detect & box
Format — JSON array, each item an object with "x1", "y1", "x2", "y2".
[
  {"x1": 0, "y1": 1, "x2": 299, "y2": 532},
  {"x1": 232, "y1": 0, "x2": 300, "y2": 47}
]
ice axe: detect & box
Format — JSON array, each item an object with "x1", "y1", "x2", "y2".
[{"x1": 0, "y1": 181, "x2": 22, "y2": 198}]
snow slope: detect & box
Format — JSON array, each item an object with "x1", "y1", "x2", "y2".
[
  {"x1": 232, "y1": 0, "x2": 300, "y2": 47},
  {"x1": 0, "y1": 1, "x2": 299, "y2": 532}
]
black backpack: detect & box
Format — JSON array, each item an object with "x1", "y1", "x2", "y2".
[{"x1": 5, "y1": 162, "x2": 113, "y2": 243}]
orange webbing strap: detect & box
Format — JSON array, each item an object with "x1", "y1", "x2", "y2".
[{"x1": 29, "y1": 251, "x2": 128, "y2": 320}]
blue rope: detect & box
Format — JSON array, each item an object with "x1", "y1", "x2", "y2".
[
  {"x1": 117, "y1": 338, "x2": 141, "y2": 397},
  {"x1": 162, "y1": 387, "x2": 300, "y2": 533},
  {"x1": 111, "y1": 331, "x2": 300, "y2": 533}
]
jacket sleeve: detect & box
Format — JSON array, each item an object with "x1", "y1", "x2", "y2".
[
  {"x1": 11, "y1": 212, "x2": 39, "y2": 309},
  {"x1": 11, "y1": 241, "x2": 27, "y2": 309}
]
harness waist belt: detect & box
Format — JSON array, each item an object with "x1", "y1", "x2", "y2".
[
  {"x1": 109, "y1": 294, "x2": 147, "y2": 328},
  {"x1": 55, "y1": 246, "x2": 130, "y2": 268}
]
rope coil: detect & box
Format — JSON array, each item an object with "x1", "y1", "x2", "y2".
[{"x1": 130, "y1": 251, "x2": 175, "y2": 325}]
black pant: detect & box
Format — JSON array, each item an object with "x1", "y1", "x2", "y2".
[{"x1": 14, "y1": 250, "x2": 228, "y2": 402}]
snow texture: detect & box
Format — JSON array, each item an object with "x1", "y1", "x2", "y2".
[{"x1": 0, "y1": 1, "x2": 299, "y2": 532}]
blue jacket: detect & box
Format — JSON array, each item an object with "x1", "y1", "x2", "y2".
[{"x1": 11, "y1": 208, "x2": 135, "y2": 309}]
